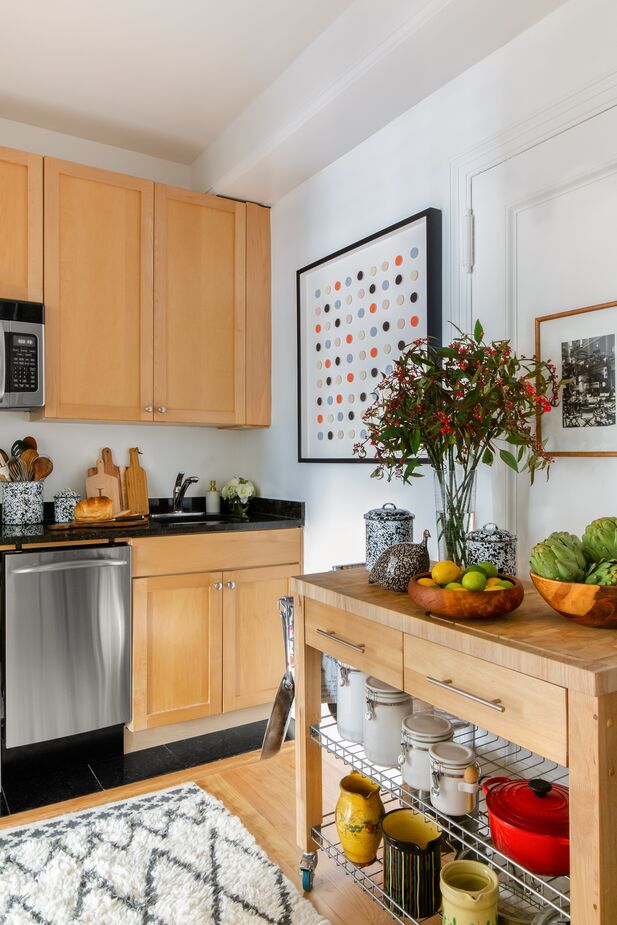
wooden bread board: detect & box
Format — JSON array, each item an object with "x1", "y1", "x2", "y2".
[
  {"x1": 125, "y1": 447, "x2": 149, "y2": 515},
  {"x1": 48, "y1": 516, "x2": 148, "y2": 532},
  {"x1": 85, "y1": 459, "x2": 122, "y2": 514}
]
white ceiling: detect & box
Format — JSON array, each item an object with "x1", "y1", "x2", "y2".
[{"x1": 0, "y1": 0, "x2": 352, "y2": 163}]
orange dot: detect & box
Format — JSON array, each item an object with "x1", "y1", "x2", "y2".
[
  {"x1": 315, "y1": 324, "x2": 321, "y2": 333},
  {"x1": 395, "y1": 255, "x2": 403, "y2": 266},
  {"x1": 370, "y1": 303, "x2": 377, "y2": 313},
  {"x1": 347, "y1": 373, "x2": 354, "y2": 383},
  {"x1": 325, "y1": 359, "x2": 331, "y2": 368},
  {"x1": 346, "y1": 334, "x2": 353, "y2": 344},
  {"x1": 335, "y1": 281, "x2": 341, "y2": 291},
  {"x1": 317, "y1": 414, "x2": 323, "y2": 424},
  {"x1": 370, "y1": 347, "x2": 378, "y2": 358},
  {"x1": 410, "y1": 315, "x2": 420, "y2": 327},
  {"x1": 336, "y1": 394, "x2": 343, "y2": 404}
]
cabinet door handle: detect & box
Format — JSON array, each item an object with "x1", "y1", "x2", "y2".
[
  {"x1": 316, "y1": 629, "x2": 365, "y2": 654},
  {"x1": 213, "y1": 582, "x2": 223, "y2": 591},
  {"x1": 144, "y1": 405, "x2": 153, "y2": 413},
  {"x1": 157, "y1": 406, "x2": 167, "y2": 414},
  {"x1": 426, "y1": 676, "x2": 505, "y2": 713},
  {"x1": 226, "y1": 580, "x2": 236, "y2": 590}
]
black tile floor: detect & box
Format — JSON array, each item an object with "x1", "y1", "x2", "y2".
[{"x1": 2, "y1": 719, "x2": 276, "y2": 815}]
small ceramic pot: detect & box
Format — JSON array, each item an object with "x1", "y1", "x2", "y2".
[
  {"x1": 441, "y1": 860, "x2": 499, "y2": 925},
  {"x1": 335, "y1": 771, "x2": 384, "y2": 866},
  {"x1": 368, "y1": 530, "x2": 430, "y2": 592},
  {"x1": 429, "y1": 741, "x2": 480, "y2": 816},
  {"x1": 337, "y1": 663, "x2": 368, "y2": 744},
  {"x1": 398, "y1": 712, "x2": 453, "y2": 794},
  {"x1": 363, "y1": 677, "x2": 413, "y2": 767},
  {"x1": 54, "y1": 489, "x2": 81, "y2": 524},
  {"x1": 364, "y1": 503, "x2": 414, "y2": 570},
  {"x1": 466, "y1": 522, "x2": 517, "y2": 575},
  {"x1": 2, "y1": 480, "x2": 44, "y2": 525},
  {"x1": 382, "y1": 808, "x2": 442, "y2": 919}
]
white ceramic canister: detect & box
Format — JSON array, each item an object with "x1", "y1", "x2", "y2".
[
  {"x1": 398, "y1": 713, "x2": 454, "y2": 794},
  {"x1": 337, "y1": 663, "x2": 369, "y2": 744},
  {"x1": 364, "y1": 677, "x2": 413, "y2": 767},
  {"x1": 429, "y1": 741, "x2": 480, "y2": 816}
]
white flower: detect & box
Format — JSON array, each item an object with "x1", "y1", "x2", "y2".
[{"x1": 221, "y1": 477, "x2": 255, "y2": 501}]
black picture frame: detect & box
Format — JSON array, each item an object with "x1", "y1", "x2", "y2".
[{"x1": 296, "y1": 207, "x2": 442, "y2": 463}]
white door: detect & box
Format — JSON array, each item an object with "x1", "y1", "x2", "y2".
[{"x1": 470, "y1": 103, "x2": 617, "y2": 569}]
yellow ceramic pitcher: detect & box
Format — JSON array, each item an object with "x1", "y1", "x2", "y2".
[
  {"x1": 335, "y1": 771, "x2": 384, "y2": 866},
  {"x1": 441, "y1": 860, "x2": 499, "y2": 925}
]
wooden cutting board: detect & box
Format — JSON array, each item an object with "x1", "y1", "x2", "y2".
[
  {"x1": 125, "y1": 447, "x2": 149, "y2": 515},
  {"x1": 85, "y1": 459, "x2": 122, "y2": 514},
  {"x1": 48, "y1": 515, "x2": 148, "y2": 532}
]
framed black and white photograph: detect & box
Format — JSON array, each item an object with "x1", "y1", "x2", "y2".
[
  {"x1": 297, "y1": 208, "x2": 442, "y2": 463},
  {"x1": 536, "y1": 300, "x2": 617, "y2": 456}
]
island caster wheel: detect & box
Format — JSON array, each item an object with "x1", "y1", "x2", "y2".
[{"x1": 299, "y1": 851, "x2": 318, "y2": 892}]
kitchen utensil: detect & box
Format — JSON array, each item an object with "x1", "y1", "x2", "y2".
[
  {"x1": 32, "y1": 455, "x2": 53, "y2": 481},
  {"x1": 398, "y1": 712, "x2": 453, "y2": 794},
  {"x1": 466, "y1": 522, "x2": 517, "y2": 575},
  {"x1": 54, "y1": 489, "x2": 81, "y2": 524},
  {"x1": 364, "y1": 503, "x2": 414, "y2": 570},
  {"x1": 19, "y1": 448, "x2": 38, "y2": 480},
  {"x1": 261, "y1": 596, "x2": 295, "y2": 759},
  {"x1": 10, "y1": 439, "x2": 27, "y2": 459},
  {"x1": 408, "y1": 572, "x2": 524, "y2": 618},
  {"x1": 363, "y1": 678, "x2": 413, "y2": 767},
  {"x1": 101, "y1": 447, "x2": 121, "y2": 481},
  {"x1": 17, "y1": 456, "x2": 30, "y2": 481},
  {"x1": 8, "y1": 458, "x2": 21, "y2": 481},
  {"x1": 119, "y1": 465, "x2": 127, "y2": 510},
  {"x1": 465, "y1": 763, "x2": 479, "y2": 812},
  {"x1": 125, "y1": 447, "x2": 149, "y2": 515},
  {"x1": 382, "y1": 808, "x2": 442, "y2": 919},
  {"x1": 0, "y1": 448, "x2": 9, "y2": 464},
  {"x1": 337, "y1": 663, "x2": 369, "y2": 744},
  {"x1": 530, "y1": 571, "x2": 617, "y2": 628},
  {"x1": 2, "y1": 480, "x2": 44, "y2": 525},
  {"x1": 440, "y1": 860, "x2": 499, "y2": 925},
  {"x1": 22, "y1": 436, "x2": 37, "y2": 451},
  {"x1": 429, "y1": 741, "x2": 480, "y2": 816},
  {"x1": 47, "y1": 514, "x2": 148, "y2": 531},
  {"x1": 368, "y1": 530, "x2": 431, "y2": 592},
  {"x1": 85, "y1": 459, "x2": 121, "y2": 514},
  {"x1": 482, "y1": 776, "x2": 570, "y2": 876},
  {"x1": 336, "y1": 771, "x2": 385, "y2": 866}
]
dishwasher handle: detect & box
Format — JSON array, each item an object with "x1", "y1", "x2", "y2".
[{"x1": 10, "y1": 559, "x2": 127, "y2": 575}]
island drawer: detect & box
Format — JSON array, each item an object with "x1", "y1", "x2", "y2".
[
  {"x1": 304, "y1": 600, "x2": 403, "y2": 689},
  {"x1": 404, "y1": 636, "x2": 568, "y2": 766}
]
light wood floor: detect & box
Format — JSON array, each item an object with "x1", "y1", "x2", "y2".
[{"x1": 0, "y1": 744, "x2": 394, "y2": 925}]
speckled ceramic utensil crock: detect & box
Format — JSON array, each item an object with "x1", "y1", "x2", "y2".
[{"x1": 2, "y1": 480, "x2": 44, "y2": 525}]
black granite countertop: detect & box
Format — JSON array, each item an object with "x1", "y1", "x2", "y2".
[{"x1": 0, "y1": 497, "x2": 304, "y2": 547}]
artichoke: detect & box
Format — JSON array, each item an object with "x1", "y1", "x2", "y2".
[
  {"x1": 547, "y1": 531, "x2": 584, "y2": 552},
  {"x1": 582, "y1": 517, "x2": 617, "y2": 563},
  {"x1": 585, "y1": 559, "x2": 617, "y2": 586},
  {"x1": 530, "y1": 534, "x2": 587, "y2": 582}
]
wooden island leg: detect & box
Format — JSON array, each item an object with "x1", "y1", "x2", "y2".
[
  {"x1": 294, "y1": 594, "x2": 323, "y2": 857},
  {"x1": 569, "y1": 689, "x2": 617, "y2": 923}
]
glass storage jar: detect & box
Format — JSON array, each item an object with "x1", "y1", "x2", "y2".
[
  {"x1": 398, "y1": 712, "x2": 454, "y2": 794},
  {"x1": 363, "y1": 677, "x2": 412, "y2": 767},
  {"x1": 337, "y1": 663, "x2": 369, "y2": 744}
]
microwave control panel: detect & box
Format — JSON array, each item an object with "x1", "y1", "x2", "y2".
[{"x1": 8, "y1": 333, "x2": 38, "y2": 392}]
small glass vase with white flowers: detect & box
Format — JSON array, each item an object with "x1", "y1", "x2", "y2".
[{"x1": 221, "y1": 476, "x2": 255, "y2": 518}]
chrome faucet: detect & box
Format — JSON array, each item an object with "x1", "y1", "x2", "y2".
[{"x1": 172, "y1": 472, "x2": 199, "y2": 512}]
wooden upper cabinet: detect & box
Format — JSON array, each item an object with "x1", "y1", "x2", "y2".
[
  {"x1": 154, "y1": 185, "x2": 247, "y2": 425},
  {"x1": 0, "y1": 146, "x2": 43, "y2": 302},
  {"x1": 43, "y1": 158, "x2": 154, "y2": 421}
]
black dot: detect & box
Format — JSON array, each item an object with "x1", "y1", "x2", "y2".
[
  {"x1": 317, "y1": 397, "x2": 322, "y2": 406},
  {"x1": 327, "y1": 431, "x2": 333, "y2": 440},
  {"x1": 335, "y1": 357, "x2": 341, "y2": 366},
  {"x1": 357, "y1": 270, "x2": 364, "y2": 280},
  {"x1": 382, "y1": 321, "x2": 390, "y2": 332},
  {"x1": 326, "y1": 376, "x2": 332, "y2": 386},
  {"x1": 410, "y1": 292, "x2": 418, "y2": 303},
  {"x1": 316, "y1": 343, "x2": 321, "y2": 351},
  {"x1": 349, "y1": 411, "x2": 355, "y2": 421},
  {"x1": 360, "y1": 392, "x2": 367, "y2": 402},
  {"x1": 369, "y1": 283, "x2": 376, "y2": 294},
  {"x1": 395, "y1": 274, "x2": 403, "y2": 285},
  {"x1": 334, "y1": 318, "x2": 341, "y2": 328},
  {"x1": 371, "y1": 368, "x2": 378, "y2": 378},
  {"x1": 398, "y1": 340, "x2": 406, "y2": 350},
  {"x1": 324, "y1": 303, "x2": 330, "y2": 312}
]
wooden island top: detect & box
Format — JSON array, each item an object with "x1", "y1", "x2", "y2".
[{"x1": 291, "y1": 567, "x2": 617, "y2": 696}]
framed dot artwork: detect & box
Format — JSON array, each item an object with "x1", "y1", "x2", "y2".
[{"x1": 297, "y1": 208, "x2": 442, "y2": 462}]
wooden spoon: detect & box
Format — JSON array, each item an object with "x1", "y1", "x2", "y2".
[
  {"x1": 20, "y1": 449, "x2": 38, "y2": 480},
  {"x1": 8, "y1": 458, "x2": 21, "y2": 481},
  {"x1": 32, "y1": 455, "x2": 53, "y2": 481},
  {"x1": 0, "y1": 448, "x2": 9, "y2": 465},
  {"x1": 465, "y1": 764, "x2": 479, "y2": 812},
  {"x1": 22, "y1": 435, "x2": 37, "y2": 451}
]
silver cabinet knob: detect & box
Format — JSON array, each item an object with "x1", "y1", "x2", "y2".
[
  {"x1": 226, "y1": 580, "x2": 236, "y2": 590},
  {"x1": 213, "y1": 582, "x2": 223, "y2": 591},
  {"x1": 144, "y1": 405, "x2": 153, "y2": 413},
  {"x1": 157, "y1": 406, "x2": 167, "y2": 413}
]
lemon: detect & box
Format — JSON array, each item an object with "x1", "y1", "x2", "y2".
[
  {"x1": 445, "y1": 581, "x2": 464, "y2": 590},
  {"x1": 461, "y1": 570, "x2": 487, "y2": 592},
  {"x1": 431, "y1": 560, "x2": 463, "y2": 586},
  {"x1": 485, "y1": 577, "x2": 503, "y2": 589},
  {"x1": 478, "y1": 561, "x2": 498, "y2": 578},
  {"x1": 417, "y1": 577, "x2": 439, "y2": 588},
  {"x1": 485, "y1": 586, "x2": 501, "y2": 591}
]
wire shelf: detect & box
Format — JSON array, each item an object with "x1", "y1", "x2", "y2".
[{"x1": 311, "y1": 716, "x2": 570, "y2": 920}]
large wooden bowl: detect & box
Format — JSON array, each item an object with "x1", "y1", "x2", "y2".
[
  {"x1": 408, "y1": 573, "x2": 524, "y2": 619},
  {"x1": 530, "y1": 572, "x2": 617, "y2": 628}
]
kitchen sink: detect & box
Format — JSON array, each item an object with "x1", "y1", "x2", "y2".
[{"x1": 151, "y1": 512, "x2": 230, "y2": 526}]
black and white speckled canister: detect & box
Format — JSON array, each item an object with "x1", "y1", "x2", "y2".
[
  {"x1": 364, "y1": 503, "x2": 414, "y2": 570},
  {"x1": 54, "y1": 489, "x2": 81, "y2": 524},
  {"x1": 2, "y1": 481, "x2": 44, "y2": 525},
  {"x1": 465, "y1": 522, "x2": 517, "y2": 575}
]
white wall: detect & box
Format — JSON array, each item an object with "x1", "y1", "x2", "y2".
[
  {"x1": 244, "y1": 0, "x2": 617, "y2": 572},
  {"x1": 0, "y1": 119, "x2": 250, "y2": 501}
]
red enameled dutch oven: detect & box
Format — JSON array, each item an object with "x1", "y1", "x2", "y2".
[{"x1": 482, "y1": 776, "x2": 570, "y2": 876}]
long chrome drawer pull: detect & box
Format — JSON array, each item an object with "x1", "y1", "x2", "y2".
[
  {"x1": 12, "y1": 560, "x2": 126, "y2": 575},
  {"x1": 316, "y1": 629, "x2": 366, "y2": 654},
  {"x1": 426, "y1": 676, "x2": 505, "y2": 713}
]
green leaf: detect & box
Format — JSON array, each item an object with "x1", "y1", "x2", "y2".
[
  {"x1": 410, "y1": 426, "x2": 421, "y2": 455},
  {"x1": 474, "y1": 319, "x2": 484, "y2": 343},
  {"x1": 482, "y1": 447, "x2": 494, "y2": 466},
  {"x1": 499, "y1": 448, "x2": 519, "y2": 472}
]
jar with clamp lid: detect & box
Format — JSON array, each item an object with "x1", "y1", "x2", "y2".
[
  {"x1": 337, "y1": 663, "x2": 369, "y2": 744},
  {"x1": 363, "y1": 677, "x2": 412, "y2": 767}
]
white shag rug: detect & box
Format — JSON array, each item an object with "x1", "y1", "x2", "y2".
[{"x1": 0, "y1": 783, "x2": 329, "y2": 925}]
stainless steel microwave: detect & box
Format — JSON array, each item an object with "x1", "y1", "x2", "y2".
[{"x1": 0, "y1": 299, "x2": 44, "y2": 409}]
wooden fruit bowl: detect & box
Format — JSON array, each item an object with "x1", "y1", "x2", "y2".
[
  {"x1": 408, "y1": 573, "x2": 524, "y2": 619},
  {"x1": 530, "y1": 572, "x2": 617, "y2": 628}
]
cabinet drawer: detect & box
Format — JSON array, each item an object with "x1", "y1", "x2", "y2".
[
  {"x1": 305, "y1": 600, "x2": 403, "y2": 689},
  {"x1": 404, "y1": 636, "x2": 567, "y2": 765}
]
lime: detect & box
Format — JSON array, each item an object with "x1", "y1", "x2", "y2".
[
  {"x1": 445, "y1": 582, "x2": 463, "y2": 590},
  {"x1": 417, "y1": 577, "x2": 439, "y2": 588},
  {"x1": 478, "y1": 561, "x2": 498, "y2": 579},
  {"x1": 431, "y1": 560, "x2": 463, "y2": 586},
  {"x1": 461, "y1": 571, "x2": 487, "y2": 592},
  {"x1": 496, "y1": 579, "x2": 514, "y2": 589}
]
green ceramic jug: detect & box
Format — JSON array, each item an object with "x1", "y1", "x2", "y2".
[{"x1": 441, "y1": 860, "x2": 499, "y2": 925}]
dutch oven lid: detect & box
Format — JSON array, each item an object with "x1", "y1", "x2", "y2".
[
  {"x1": 484, "y1": 777, "x2": 569, "y2": 836},
  {"x1": 364, "y1": 502, "x2": 414, "y2": 522},
  {"x1": 466, "y1": 522, "x2": 516, "y2": 543},
  {"x1": 402, "y1": 712, "x2": 453, "y2": 742}
]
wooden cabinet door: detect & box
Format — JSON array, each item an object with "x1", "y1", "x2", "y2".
[
  {"x1": 131, "y1": 571, "x2": 223, "y2": 730},
  {"x1": 0, "y1": 146, "x2": 42, "y2": 301},
  {"x1": 44, "y1": 158, "x2": 154, "y2": 421},
  {"x1": 222, "y1": 563, "x2": 298, "y2": 713},
  {"x1": 154, "y1": 185, "x2": 246, "y2": 424}
]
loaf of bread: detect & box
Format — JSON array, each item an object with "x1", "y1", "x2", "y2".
[{"x1": 74, "y1": 496, "x2": 113, "y2": 522}]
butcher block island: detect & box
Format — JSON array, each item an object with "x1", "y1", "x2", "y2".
[{"x1": 291, "y1": 567, "x2": 617, "y2": 925}]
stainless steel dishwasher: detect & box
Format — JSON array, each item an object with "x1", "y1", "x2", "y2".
[{"x1": 3, "y1": 544, "x2": 131, "y2": 749}]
